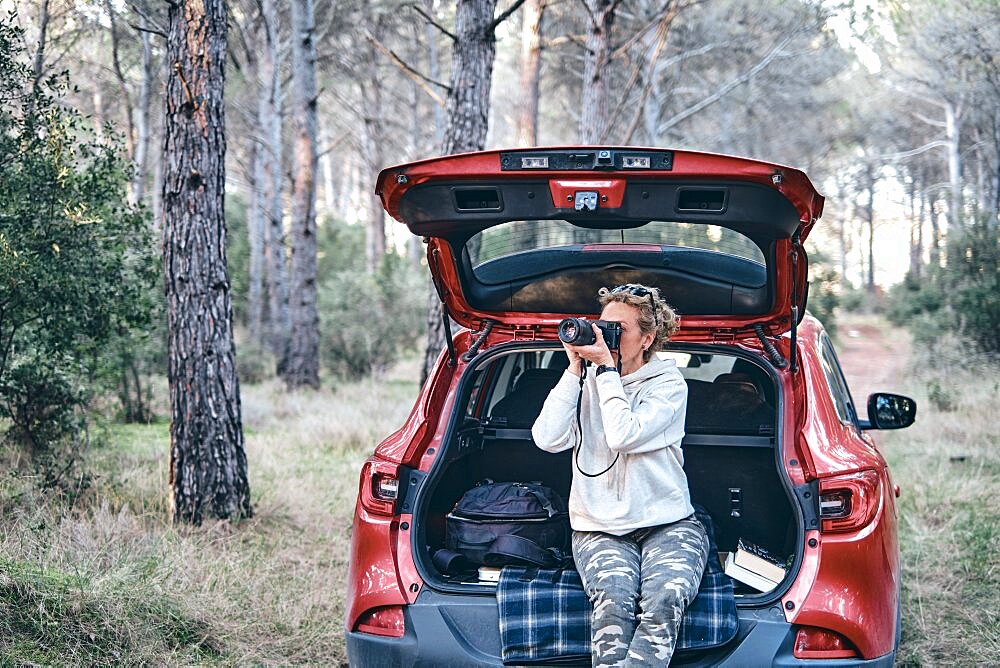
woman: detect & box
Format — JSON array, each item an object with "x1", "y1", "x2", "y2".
[{"x1": 532, "y1": 284, "x2": 708, "y2": 666}]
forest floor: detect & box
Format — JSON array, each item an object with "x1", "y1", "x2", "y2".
[{"x1": 1, "y1": 314, "x2": 997, "y2": 665}]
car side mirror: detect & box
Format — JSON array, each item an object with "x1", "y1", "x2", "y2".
[{"x1": 861, "y1": 393, "x2": 916, "y2": 430}]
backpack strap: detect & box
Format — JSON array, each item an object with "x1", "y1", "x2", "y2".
[{"x1": 484, "y1": 534, "x2": 567, "y2": 568}]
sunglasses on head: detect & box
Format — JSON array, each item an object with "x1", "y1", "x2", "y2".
[{"x1": 610, "y1": 284, "x2": 659, "y2": 327}]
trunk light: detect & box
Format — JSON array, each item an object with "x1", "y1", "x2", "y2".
[
  {"x1": 520, "y1": 156, "x2": 549, "y2": 169},
  {"x1": 622, "y1": 155, "x2": 651, "y2": 168},
  {"x1": 818, "y1": 469, "x2": 881, "y2": 533},
  {"x1": 355, "y1": 605, "x2": 405, "y2": 637},
  {"x1": 793, "y1": 625, "x2": 859, "y2": 659},
  {"x1": 359, "y1": 459, "x2": 400, "y2": 516}
]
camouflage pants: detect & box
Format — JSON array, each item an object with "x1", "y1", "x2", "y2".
[{"x1": 572, "y1": 516, "x2": 709, "y2": 667}]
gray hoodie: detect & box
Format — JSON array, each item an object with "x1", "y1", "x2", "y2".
[{"x1": 531, "y1": 357, "x2": 694, "y2": 535}]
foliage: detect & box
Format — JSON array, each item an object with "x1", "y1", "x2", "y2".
[
  {"x1": 316, "y1": 220, "x2": 426, "y2": 380},
  {"x1": 235, "y1": 337, "x2": 277, "y2": 384},
  {"x1": 0, "y1": 13, "x2": 155, "y2": 452},
  {"x1": 806, "y1": 249, "x2": 841, "y2": 337},
  {"x1": 0, "y1": 353, "x2": 85, "y2": 453},
  {"x1": 944, "y1": 223, "x2": 1000, "y2": 353},
  {"x1": 838, "y1": 285, "x2": 868, "y2": 314},
  {"x1": 886, "y1": 221, "x2": 1000, "y2": 354}
]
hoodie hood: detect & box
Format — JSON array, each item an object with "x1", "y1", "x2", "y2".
[{"x1": 621, "y1": 355, "x2": 678, "y2": 388}]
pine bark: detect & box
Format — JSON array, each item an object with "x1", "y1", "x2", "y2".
[
  {"x1": 163, "y1": 0, "x2": 252, "y2": 524},
  {"x1": 259, "y1": 0, "x2": 289, "y2": 361},
  {"x1": 514, "y1": 0, "x2": 544, "y2": 147},
  {"x1": 579, "y1": 0, "x2": 618, "y2": 143},
  {"x1": 421, "y1": 0, "x2": 500, "y2": 385},
  {"x1": 282, "y1": 0, "x2": 321, "y2": 389},
  {"x1": 361, "y1": 8, "x2": 386, "y2": 273},
  {"x1": 132, "y1": 24, "x2": 154, "y2": 204}
]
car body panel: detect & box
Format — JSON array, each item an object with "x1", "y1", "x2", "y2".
[{"x1": 376, "y1": 147, "x2": 821, "y2": 336}]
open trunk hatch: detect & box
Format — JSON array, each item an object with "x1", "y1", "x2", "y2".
[{"x1": 377, "y1": 147, "x2": 824, "y2": 337}]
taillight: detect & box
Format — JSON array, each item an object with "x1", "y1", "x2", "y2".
[
  {"x1": 793, "y1": 625, "x2": 859, "y2": 659},
  {"x1": 818, "y1": 469, "x2": 881, "y2": 533},
  {"x1": 355, "y1": 605, "x2": 405, "y2": 637},
  {"x1": 359, "y1": 459, "x2": 400, "y2": 516}
]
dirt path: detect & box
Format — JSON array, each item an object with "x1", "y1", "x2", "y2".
[{"x1": 833, "y1": 316, "x2": 912, "y2": 411}]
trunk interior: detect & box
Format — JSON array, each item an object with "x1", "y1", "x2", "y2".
[{"x1": 414, "y1": 344, "x2": 798, "y2": 598}]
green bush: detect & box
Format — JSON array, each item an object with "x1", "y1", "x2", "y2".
[
  {"x1": 945, "y1": 223, "x2": 1000, "y2": 353},
  {"x1": 0, "y1": 354, "x2": 85, "y2": 455},
  {"x1": 888, "y1": 221, "x2": 1000, "y2": 354},
  {"x1": 0, "y1": 13, "x2": 155, "y2": 449},
  {"x1": 838, "y1": 285, "x2": 867, "y2": 313},
  {"x1": 235, "y1": 336, "x2": 276, "y2": 384},
  {"x1": 808, "y1": 266, "x2": 840, "y2": 337},
  {"x1": 317, "y1": 224, "x2": 426, "y2": 380}
]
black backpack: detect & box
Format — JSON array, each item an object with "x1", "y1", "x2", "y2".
[{"x1": 436, "y1": 480, "x2": 570, "y2": 573}]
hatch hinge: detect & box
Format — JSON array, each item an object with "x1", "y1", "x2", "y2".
[{"x1": 461, "y1": 319, "x2": 497, "y2": 362}]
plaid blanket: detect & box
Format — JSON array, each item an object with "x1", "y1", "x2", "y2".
[{"x1": 496, "y1": 509, "x2": 738, "y2": 664}]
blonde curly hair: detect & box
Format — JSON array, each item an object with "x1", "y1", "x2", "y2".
[{"x1": 598, "y1": 284, "x2": 680, "y2": 362}]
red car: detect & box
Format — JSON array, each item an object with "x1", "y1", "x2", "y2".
[{"x1": 345, "y1": 147, "x2": 915, "y2": 666}]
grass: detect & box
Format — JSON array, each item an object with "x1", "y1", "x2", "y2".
[
  {"x1": 869, "y1": 325, "x2": 1000, "y2": 666},
  {"x1": 0, "y1": 357, "x2": 422, "y2": 666},
  {"x1": 1, "y1": 327, "x2": 997, "y2": 665}
]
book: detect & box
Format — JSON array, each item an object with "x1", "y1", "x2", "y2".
[
  {"x1": 733, "y1": 539, "x2": 788, "y2": 583},
  {"x1": 724, "y1": 552, "x2": 779, "y2": 593}
]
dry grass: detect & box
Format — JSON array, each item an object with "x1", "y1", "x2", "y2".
[
  {"x1": 0, "y1": 357, "x2": 421, "y2": 666},
  {"x1": 862, "y1": 322, "x2": 1000, "y2": 666},
  {"x1": 2, "y1": 325, "x2": 996, "y2": 665}
]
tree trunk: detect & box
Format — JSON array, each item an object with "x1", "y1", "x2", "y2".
[
  {"x1": 282, "y1": 0, "x2": 321, "y2": 389},
  {"x1": 244, "y1": 16, "x2": 265, "y2": 344},
  {"x1": 945, "y1": 101, "x2": 963, "y2": 228},
  {"x1": 362, "y1": 8, "x2": 386, "y2": 274},
  {"x1": 320, "y1": 117, "x2": 336, "y2": 216},
  {"x1": 259, "y1": 0, "x2": 289, "y2": 361},
  {"x1": 514, "y1": 0, "x2": 544, "y2": 147},
  {"x1": 31, "y1": 0, "x2": 50, "y2": 94},
  {"x1": 163, "y1": 0, "x2": 252, "y2": 524},
  {"x1": 422, "y1": 0, "x2": 500, "y2": 385},
  {"x1": 929, "y1": 188, "x2": 941, "y2": 269},
  {"x1": 426, "y1": 0, "x2": 446, "y2": 148},
  {"x1": 579, "y1": 0, "x2": 617, "y2": 143},
  {"x1": 865, "y1": 164, "x2": 876, "y2": 291},
  {"x1": 908, "y1": 170, "x2": 921, "y2": 280},
  {"x1": 247, "y1": 126, "x2": 266, "y2": 342},
  {"x1": 132, "y1": 14, "x2": 154, "y2": 204},
  {"x1": 994, "y1": 109, "x2": 1000, "y2": 222}
]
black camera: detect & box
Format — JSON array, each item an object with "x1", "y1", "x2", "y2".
[{"x1": 558, "y1": 318, "x2": 622, "y2": 349}]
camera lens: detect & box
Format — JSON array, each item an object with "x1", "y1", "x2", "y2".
[{"x1": 558, "y1": 317, "x2": 596, "y2": 345}]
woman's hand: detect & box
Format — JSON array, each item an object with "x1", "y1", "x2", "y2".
[{"x1": 563, "y1": 324, "x2": 616, "y2": 375}]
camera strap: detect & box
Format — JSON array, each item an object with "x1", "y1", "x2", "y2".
[{"x1": 573, "y1": 360, "x2": 619, "y2": 478}]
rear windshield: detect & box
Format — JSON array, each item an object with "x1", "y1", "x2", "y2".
[{"x1": 470, "y1": 220, "x2": 764, "y2": 267}]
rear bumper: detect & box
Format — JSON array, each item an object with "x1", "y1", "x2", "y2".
[{"x1": 345, "y1": 590, "x2": 896, "y2": 667}]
